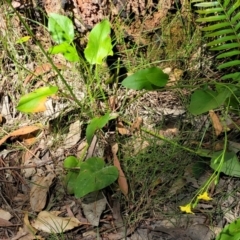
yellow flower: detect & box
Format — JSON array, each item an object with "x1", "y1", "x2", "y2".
[
  {"x1": 197, "y1": 191, "x2": 213, "y2": 201},
  {"x1": 179, "y1": 204, "x2": 194, "y2": 214}
]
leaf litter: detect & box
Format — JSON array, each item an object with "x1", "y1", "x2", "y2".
[{"x1": 1, "y1": 0, "x2": 240, "y2": 239}]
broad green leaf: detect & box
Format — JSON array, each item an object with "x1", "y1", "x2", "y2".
[
  {"x1": 216, "y1": 218, "x2": 240, "y2": 240},
  {"x1": 86, "y1": 112, "x2": 111, "y2": 144},
  {"x1": 188, "y1": 87, "x2": 232, "y2": 115},
  {"x1": 49, "y1": 42, "x2": 79, "y2": 62},
  {"x1": 210, "y1": 151, "x2": 240, "y2": 177},
  {"x1": 84, "y1": 20, "x2": 113, "y2": 64},
  {"x1": 48, "y1": 13, "x2": 74, "y2": 44},
  {"x1": 121, "y1": 67, "x2": 169, "y2": 90},
  {"x1": 74, "y1": 157, "x2": 118, "y2": 198},
  {"x1": 17, "y1": 86, "x2": 58, "y2": 113}
]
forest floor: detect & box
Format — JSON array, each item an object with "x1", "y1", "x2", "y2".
[{"x1": 0, "y1": 0, "x2": 239, "y2": 239}]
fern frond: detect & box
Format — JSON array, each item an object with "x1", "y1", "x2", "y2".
[{"x1": 193, "y1": 0, "x2": 240, "y2": 80}]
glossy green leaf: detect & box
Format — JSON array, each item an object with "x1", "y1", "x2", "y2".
[
  {"x1": 63, "y1": 156, "x2": 80, "y2": 169},
  {"x1": 84, "y1": 19, "x2": 113, "y2": 65},
  {"x1": 48, "y1": 13, "x2": 74, "y2": 44},
  {"x1": 211, "y1": 151, "x2": 240, "y2": 177},
  {"x1": 121, "y1": 67, "x2": 169, "y2": 90},
  {"x1": 86, "y1": 112, "x2": 111, "y2": 144},
  {"x1": 17, "y1": 86, "x2": 58, "y2": 113},
  {"x1": 49, "y1": 42, "x2": 79, "y2": 62},
  {"x1": 216, "y1": 218, "x2": 240, "y2": 240},
  {"x1": 74, "y1": 157, "x2": 118, "y2": 198}
]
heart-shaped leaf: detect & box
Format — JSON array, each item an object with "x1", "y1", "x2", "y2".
[
  {"x1": 188, "y1": 87, "x2": 233, "y2": 115},
  {"x1": 48, "y1": 13, "x2": 74, "y2": 44},
  {"x1": 210, "y1": 151, "x2": 240, "y2": 177},
  {"x1": 17, "y1": 86, "x2": 58, "y2": 113},
  {"x1": 74, "y1": 157, "x2": 118, "y2": 198},
  {"x1": 84, "y1": 19, "x2": 113, "y2": 65},
  {"x1": 121, "y1": 67, "x2": 169, "y2": 90}
]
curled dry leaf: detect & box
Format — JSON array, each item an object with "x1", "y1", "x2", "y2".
[
  {"x1": 0, "y1": 125, "x2": 41, "y2": 146},
  {"x1": 12, "y1": 212, "x2": 42, "y2": 240},
  {"x1": 116, "y1": 120, "x2": 130, "y2": 135},
  {"x1": 30, "y1": 172, "x2": 55, "y2": 212},
  {"x1": 31, "y1": 211, "x2": 82, "y2": 233},
  {"x1": 111, "y1": 143, "x2": 128, "y2": 196},
  {"x1": 24, "y1": 63, "x2": 66, "y2": 85},
  {"x1": 130, "y1": 117, "x2": 143, "y2": 133},
  {"x1": 209, "y1": 110, "x2": 223, "y2": 136}
]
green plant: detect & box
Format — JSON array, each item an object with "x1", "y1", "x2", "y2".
[
  {"x1": 16, "y1": 14, "x2": 119, "y2": 198},
  {"x1": 216, "y1": 218, "x2": 240, "y2": 240},
  {"x1": 64, "y1": 156, "x2": 118, "y2": 198}
]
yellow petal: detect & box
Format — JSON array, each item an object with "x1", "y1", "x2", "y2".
[
  {"x1": 197, "y1": 192, "x2": 213, "y2": 201},
  {"x1": 179, "y1": 204, "x2": 194, "y2": 214}
]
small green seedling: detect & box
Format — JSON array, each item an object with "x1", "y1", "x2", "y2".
[{"x1": 64, "y1": 156, "x2": 118, "y2": 198}]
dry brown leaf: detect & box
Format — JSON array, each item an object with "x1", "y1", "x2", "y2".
[
  {"x1": 31, "y1": 211, "x2": 82, "y2": 233},
  {"x1": 0, "y1": 218, "x2": 13, "y2": 227},
  {"x1": 64, "y1": 120, "x2": 81, "y2": 149},
  {"x1": 116, "y1": 121, "x2": 130, "y2": 135},
  {"x1": 12, "y1": 212, "x2": 43, "y2": 240},
  {"x1": 108, "y1": 96, "x2": 117, "y2": 110},
  {"x1": 82, "y1": 191, "x2": 107, "y2": 226},
  {"x1": 0, "y1": 125, "x2": 41, "y2": 146},
  {"x1": 209, "y1": 110, "x2": 223, "y2": 136},
  {"x1": 111, "y1": 143, "x2": 128, "y2": 196},
  {"x1": 24, "y1": 63, "x2": 66, "y2": 85},
  {"x1": 30, "y1": 172, "x2": 55, "y2": 212},
  {"x1": 130, "y1": 117, "x2": 143, "y2": 133}
]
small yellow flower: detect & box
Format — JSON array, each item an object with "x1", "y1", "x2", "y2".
[
  {"x1": 179, "y1": 204, "x2": 194, "y2": 214},
  {"x1": 197, "y1": 191, "x2": 213, "y2": 201}
]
